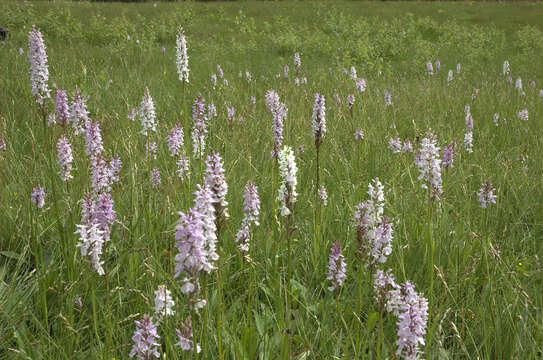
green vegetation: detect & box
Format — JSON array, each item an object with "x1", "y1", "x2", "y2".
[{"x1": 1, "y1": 1, "x2": 542, "y2": 358}]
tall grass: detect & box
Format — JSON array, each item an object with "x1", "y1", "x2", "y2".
[{"x1": 1, "y1": 1, "x2": 543, "y2": 358}]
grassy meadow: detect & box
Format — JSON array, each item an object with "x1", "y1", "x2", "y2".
[{"x1": 1, "y1": 1, "x2": 543, "y2": 358}]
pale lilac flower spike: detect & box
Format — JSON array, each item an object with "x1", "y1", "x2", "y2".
[
  {"x1": 69, "y1": 87, "x2": 89, "y2": 135},
  {"x1": 477, "y1": 181, "x2": 497, "y2": 208},
  {"x1": 266, "y1": 90, "x2": 287, "y2": 158},
  {"x1": 153, "y1": 285, "x2": 175, "y2": 322},
  {"x1": 395, "y1": 282, "x2": 429, "y2": 360},
  {"x1": 235, "y1": 181, "x2": 260, "y2": 254},
  {"x1": 167, "y1": 123, "x2": 184, "y2": 157},
  {"x1": 277, "y1": 146, "x2": 298, "y2": 216},
  {"x1": 176, "y1": 26, "x2": 189, "y2": 84},
  {"x1": 28, "y1": 25, "x2": 50, "y2": 105},
  {"x1": 31, "y1": 184, "x2": 46, "y2": 208},
  {"x1": 57, "y1": 136, "x2": 73, "y2": 181},
  {"x1": 294, "y1": 52, "x2": 301, "y2": 69},
  {"x1": 318, "y1": 186, "x2": 328, "y2": 206},
  {"x1": 191, "y1": 94, "x2": 208, "y2": 159},
  {"x1": 150, "y1": 167, "x2": 161, "y2": 188},
  {"x1": 129, "y1": 314, "x2": 161, "y2": 359},
  {"x1": 385, "y1": 89, "x2": 392, "y2": 106},
  {"x1": 327, "y1": 240, "x2": 347, "y2": 292},
  {"x1": 176, "y1": 316, "x2": 201, "y2": 353},
  {"x1": 426, "y1": 61, "x2": 434, "y2": 76},
  {"x1": 414, "y1": 132, "x2": 443, "y2": 200},
  {"x1": 355, "y1": 129, "x2": 364, "y2": 141},
  {"x1": 356, "y1": 77, "x2": 366, "y2": 92},
  {"x1": 55, "y1": 90, "x2": 70, "y2": 126},
  {"x1": 204, "y1": 152, "x2": 229, "y2": 221},
  {"x1": 312, "y1": 93, "x2": 326, "y2": 148},
  {"x1": 139, "y1": 88, "x2": 157, "y2": 136},
  {"x1": 442, "y1": 143, "x2": 454, "y2": 169}
]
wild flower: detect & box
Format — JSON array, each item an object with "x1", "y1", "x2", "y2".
[
  {"x1": 227, "y1": 106, "x2": 235, "y2": 124},
  {"x1": 150, "y1": 167, "x2": 161, "y2": 188},
  {"x1": 28, "y1": 25, "x2": 50, "y2": 105},
  {"x1": 176, "y1": 26, "x2": 189, "y2": 84},
  {"x1": 426, "y1": 61, "x2": 433, "y2": 75},
  {"x1": 493, "y1": 113, "x2": 499, "y2": 126},
  {"x1": 128, "y1": 108, "x2": 136, "y2": 121},
  {"x1": 245, "y1": 70, "x2": 252, "y2": 81},
  {"x1": 373, "y1": 271, "x2": 428, "y2": 360},
  {"x1": 318, "y1": 186, "x2": 328, "y2": 206},
  {"x1": 85, "y1": 119, "x2": 104, "y2": 159},
  {"x1": 477, "y1": 181, "x2": 497, "y2": 208},
  {"x1": 414, "y1": 132, "x2": 443, "y2": 199},
  {"x1": 539, "y1": 89, "x2": 543, "y2": 98},
  {"x1": 211, "y1": 74, "x2": 217, "y2": 88},
  {"x1": 176, "y1": 317, "x2": 201, "y2": 353},
  {"x1": 217, "y1": 64, "x2": 223, "y2": 78},
  {"x1": 177, "y1": 155, "x2": 190, "y2": 180},
  {"x1": 347, "y1": 94, "x2": 354, "y2": 109},
  {"x1": 435, "y1": 59, "x2": 440, "y2": 72},
  {"x1": 0, "y1": 137, "x2": 6, "y2": 151},
  {"x1": 517, "y1": 109, "x2": 528, "y2": 121},
  {"x1": 356, "y1": 77, "x2": 367, "y2": 92},
  {"x1": 139, "y1": 88, "x2": 156, "y2": 136},
  {"x1": 530, "y1": 80, "x2": 536, "y2": 88},
  {"x1": 153, "y1": 285, "x2": 175, "y2": 321},
  {"x1": 503, "y1": 60, "x2": 510, "y2": 76},
  {"x1": 354, "y1": 178, "x2": 390, "y2": 261},
  {"x1": 75, "y1": 223, "x2": 105, "y2": 275},
  {"x1": 208, "y1": 102, "x2": 217, "y2": 121},
  {"x1": 385, "y1": 90, "x2": 392, "y2": 106},
  {"x1": 349, "y1": 66, "x2": 357, "y2": 80},
  {"x1": 146, "y1": 141, "x2": 157, "y2": 159},
  {"x1": 174, "y1": 208, "x2": 209, "y2": 296},
  {"x1": 57, "y1": 136, "x2": 73, "y2": 181},
  {"x1": 515, "y1": 77, "x2": 522, "y2": 90},
  {"x1": 355, "y1": 128, "x2": 364, "y2": 140},
  {"x1": 167, "y1": 123, "x2": 184, "y2": 157},
  {"x1": 327, "y1": 240, "x2": 347, "y2": 292},
  {"x1": 389, "y1": 136, "x2": 402, "y2": 153},
  {"x1": 301, "y1": 77, "x2": 307, "y2": 84},
  {"x1": 277, "y1": 146, "x2": 298, "y2": 216},
  {"x1": 283, "y1": 65, "x2": 289, "y2": 78},
  {"x1": 312, "y1": 93, "x2": 326, "y2": 148},
  {"x1": 204, "y1": 152, "x2": 229, "y2": 221},
  {"x1": 294, "y1": 52, "x2": 301, "y2": 69},
  {"x1": 442, "y1": 144, "x2": 454, "y2": 169},
  {"x1": 191, "y1": 94, "x2": 208, "y2": 159},
  {"x1": 193, "y1": 184, "x2": 218, "y2": 271},
  {"x1": 266, "y1": 90, "x2": 287, "y2": 158},
  {"x1": 31, "y1": 184, "x2": 46, "y2": 208},
  {"x1": 402, "y1": 139, "x2": 413, "y2": 153},
  {"x1": 294, "y1": 78, "x2": 300, "y2": 86},
  {"x1": 129, "y1": 314, "x2": 161, "y2": 359},
  {"x1": 235, "y1": 181, "x2": 260, "y2": 253},
  {"x1": 69, "y1": 87, "x2": 89, "y2": 135},
  {"x1": 55, "y1": 90, "x2": 69, "y2": 126},
  {"x1": 447, "y1": 70, "x2": 453, "y2": 83},
  {"x1": 370, "y1": 217, "x2": 394, "y2": 264},
  {"x1": 456, "y1": 63, "x2": 461, "y2": 74},
  {"x1": 394, "y1": 282, "x2": 429, "y2": 360}
]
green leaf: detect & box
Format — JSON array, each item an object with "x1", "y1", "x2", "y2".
[{"x1": 0, "y1": 251, "x2": 20, "y2": 260}]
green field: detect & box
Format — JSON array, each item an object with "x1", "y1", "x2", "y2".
[{"x1": 1, "y1": 1, "x2": 543, "y2": 359}]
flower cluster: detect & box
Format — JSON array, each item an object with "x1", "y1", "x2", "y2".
[
  {"x1": 129, "y1": 314, "x2": 161, "y2": 359},
  {"x1": 167, "y1": 123, "x2": 184, "y2": 157},
  {"x1": 442, "y1": 143, "x2": 454, "y2": 169},
  {"x1": 277, "y1": 146, "x2": 298, "y2": 216},
  {"x1": 31, "y1": 184, "x2": 46, "y2": 208},
  {"x1": 69, "y1": 87, "x2": 89, "y2": 134},
  {"x1": 139, "y1": 88, "x2": 157, "y2": 136},
  {"x1": 312, "y1": 93, "x2": 326, "y2": 148},
  {"x1": 517, "y1": 109, "x2": 528, "y2": 121},
  {"x1": 57, "y1": 135, "x2": 73, "y2": 181},
  {"x1": 28, "y1": 25, "x2": 50, "y2": 105},
  {"x1": 326, "y1": 240, "x2": 347, "y2": 292},
  {"x1": 153, "y1": 285, "x2": 175, "y2": 322},
  {"x1": 191, "y1": 94, "x2": 208, "y2": 159},
  {"x1": 176, "y1": 26, "x2": 189, "y2": 83},
  {"x1": 354, "y1": 178, "x2": 393, "y2": 263},
  {"x1": 374, "y1": 271, "x2": 429, "y2": 360},
  {"x1": 235, "y1": 181, "x2": 261, "y2": 254},
  {"x1": 204, "y1": 152, "x2": 229, "y2": 222},
  {"x1": 55, "y1": 89, "x2": 70, "y2": 126},
  {"x1": 415, "y1": 132, "x2": 443, "y2": 200},
  {"x1": 356, "y1": 77, "x2": 367, "y2": 92},
  {"x1": 477, "y1": 181, "x2": 497, "y2": 208},
  {"x1": 176, "y1": 316, "x2": 201, "y2": 353},
  {"x1": 266, "y1": 90, "x2": 287, "y2": 158}
]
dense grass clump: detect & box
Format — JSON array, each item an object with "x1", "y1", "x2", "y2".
[{"x1": 1, "y1": 1, "x2": 543, "y2": 359}]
